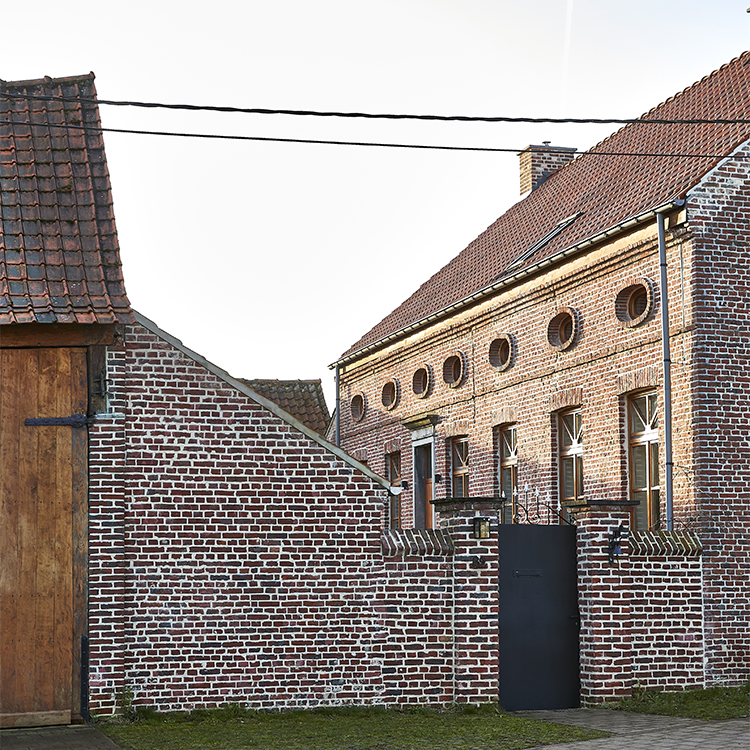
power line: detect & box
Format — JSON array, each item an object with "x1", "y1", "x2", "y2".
[
  {"x1": 0, "y1": 118, "x2": 746, "y2": 158},
  {"x1": 2, "y1": 90, "x2": 750, "y2": 126}
]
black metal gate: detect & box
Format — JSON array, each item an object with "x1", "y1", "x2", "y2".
[{"x1": 497, "y1": 524, "x2": 579, "y2": 711}]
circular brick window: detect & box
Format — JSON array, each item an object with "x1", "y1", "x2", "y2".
[
  {"x1": 615, "y1": 279, "x2": 654, "y2": 327},
  {"x1": 350, "y1": 392, "x2": 366, "y2": 422},
  {"x1": 547, "y1": 308, "x2": 578, "y2": 351},
  {"x1": 381, "y1": 379, "x2": 399, "y2": 410},
  {"x1": 489, "y1": 334, "x2": 514, "y2": 371},
  {"x1": 442, "y1": 351, "x2": 465, "y2": 388},
  {"x1": 412, "y1": 364, "x2": 432, "y2": 398}
]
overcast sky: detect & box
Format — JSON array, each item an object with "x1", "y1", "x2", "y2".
[{"x1": 3, "y1": 1, "x2": 749, "y2": 406}]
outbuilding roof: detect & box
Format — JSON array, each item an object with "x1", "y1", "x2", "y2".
[
  {"x1": 340, "y1": 51, "x2": 750, "y2": 361},
  {"x1": 0, "y1": 74, "x2": 133, "y2": 325},
  {"x1": 241, "y1": 379, "x2": 331, "y2": 435}
]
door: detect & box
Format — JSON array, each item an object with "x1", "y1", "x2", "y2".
[
  {"x1": 497, "y1": 524, "x2": 579, "y2": 711},
  {"x1": 0, "y1": 348, "x2": 88, "y2": 728},
  {"x1": 413, "y1": 443, "x2": 433, "y2": 529}
]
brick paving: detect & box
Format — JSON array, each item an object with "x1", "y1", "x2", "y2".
[
  {"x1": 0, "y1": 725, "x2": 121, "y2": 750},
  {"x1": 522, "y1": 708, "x2": 750, "y2": 750}
]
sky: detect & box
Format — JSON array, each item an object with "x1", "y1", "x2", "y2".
[{"x1": 2, "y1": 1, "x2": 749, "y2": 407}]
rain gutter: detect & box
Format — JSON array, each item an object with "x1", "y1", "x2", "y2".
[{"x1": 329, "y1": 199, "x2": 685, "y2": 369}]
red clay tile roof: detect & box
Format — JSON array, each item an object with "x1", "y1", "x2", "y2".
[
  {"x1": 0, "y1": 74, "x2": 133, "y2": 325},
  {"x1": 341, "y1": 51, "x2": 750, "y2": 360},
  {"x1": 241, "y1": 379, "x2": 331, "y2": 435}
]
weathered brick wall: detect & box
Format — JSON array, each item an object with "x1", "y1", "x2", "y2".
[
  {"x1": 377, "y1": 542, "x2": 453, "y2": 702},
  {"x1": 87, "y1": 322, "x2": 503, "y2": 715},
  {"x1": 87, "y1": 345, "x2": 129, "y2": 715},
  {"x1": 88, "y1": 322, "x2": 391, "y2": 713},
  {"x1": 438, "y1": 505, "x2": 500, "y2": 703},
  {"x1": 575, "y1": 508, "x2": 633, "y2": 704},
  {"x1": 629, "y1": 553, "x2": 703, "y2": 690},
  {"x1": 688, "y1": 142, "x2": 750, "y2": 685}
]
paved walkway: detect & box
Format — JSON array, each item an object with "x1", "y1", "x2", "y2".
[
  {"x1": 521, "y1": 708, "x2": 750, "y2": 749},
  {"x1": 0, "y1": 724, "x2": 121, "y2": 750}
]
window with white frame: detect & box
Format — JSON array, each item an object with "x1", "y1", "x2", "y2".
[
  {"x1": 628, "y1": 391, "x2": 660, "y2": 530},
  {"x1": 559, "y1": 409, "x2": 583, "y2": 504},
  {"x1": 498, "y1": 425, "x2": 517, "y2": 523},
  {"x1": 451, "y1": 437, "x2": 469, "y2": 498}
]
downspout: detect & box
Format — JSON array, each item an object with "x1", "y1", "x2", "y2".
[
  {"x1": 335, "y1": 365, "x2": 341, "y2": 446},
  {"x1": 657, "y1": 209, "x2": 678, "y2": 531}
]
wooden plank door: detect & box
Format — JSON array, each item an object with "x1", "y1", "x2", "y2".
[{"x1": 0, "y1": 347, "x2": 88, "y2": 728}]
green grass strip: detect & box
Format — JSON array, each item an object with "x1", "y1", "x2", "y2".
[
  {"x1": 608, "y1": 682, "x2": 750, "y2": 720},
  {"x1": 101, "y1": 703, "x2": 607, "y2": 750}
]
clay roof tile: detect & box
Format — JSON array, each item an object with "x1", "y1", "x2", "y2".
[
  {"x1": 241, "y1": 379, "x2": 331, "y2": 435},
  {"x1": 341, "y1": 51, "x2": 750, "y2": 360},
  {"x1": 0, "y1": 73, "x2": 134, "y2": 325}
]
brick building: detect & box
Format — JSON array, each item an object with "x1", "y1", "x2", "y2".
[
  {"x1": 0, "y1": 74, "x2": 506, "y2": 726},
  {"x1": 333, "y1": 53, "x2": 750, "y2": 699},
  {"x1": 2, "y1": 57, "x2": 747, "y2": 728}
]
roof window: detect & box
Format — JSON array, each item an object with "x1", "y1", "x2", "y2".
[{"x1": 506, "y1": 213, "x2": 582, "y2": 273}]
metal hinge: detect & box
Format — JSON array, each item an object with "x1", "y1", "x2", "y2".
[{"x1": 25, "y1": 414, "x2": 92, "y2": 428}]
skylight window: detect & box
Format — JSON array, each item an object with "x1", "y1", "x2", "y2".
[{"x1": 506, "y1": 212, "x2": 582, "y2": 272}]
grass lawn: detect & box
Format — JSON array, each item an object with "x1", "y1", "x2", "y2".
[
  {"x1": 100, "y1": 703, "x2": 608, "y2": 750},
  {"x1": 608, "y1": 682, "x2": 750, "y2": 720}
]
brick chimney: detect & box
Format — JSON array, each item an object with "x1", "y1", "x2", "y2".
[{"x1": 518, "y1": 143, "x2": 577, "y2": 195}]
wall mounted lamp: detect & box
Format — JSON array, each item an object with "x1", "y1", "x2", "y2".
[{"x1": 472, "y1": 516, "x2": 492, "y2": 539}]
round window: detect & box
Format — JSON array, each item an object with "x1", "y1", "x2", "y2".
[
  {"x1": 489, "y1": 334, "x2": 514, "y2": 371},
  {"x1": 615, "y1": 280, "x2": 653, "y2": 327},
  {"x1": 412, "y1": 365, "x2": 431, "y2": 398},
  {"x1": 547, "y1": 308, "x2": 577, "y2": 350}
]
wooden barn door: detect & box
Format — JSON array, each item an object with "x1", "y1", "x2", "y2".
[{"x1": 0, "y1": 347, "x2": 88, "y2": 728}]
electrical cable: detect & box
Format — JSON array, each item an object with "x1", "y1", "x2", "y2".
[
  {"x1": 2, "y1": 90, "x2": 750, "y2": 126},
  {"x1": 1, "y1": 118, "x2": 746, "y2": 158}
]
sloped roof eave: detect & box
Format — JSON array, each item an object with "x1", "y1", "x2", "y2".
[{"x1": 330, "y1": 197, "x2": 685, "y2": 369}]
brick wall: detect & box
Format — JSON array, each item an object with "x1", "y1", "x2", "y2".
[
  {"x1": 87, "y1": 322, "x2": 390, "y2": 712},
  {"x1": 86, "y1": 321, "x2": 505, "y2": 715},
  {"x1": 688, "y1": 142, "x2": 750, "y2": 685},
  {"x1": 630, "y1": 553, "x2": 703, "y2": 690},
  {"x1": 377, "y1": 531, "x2": 454, "y2": 702}
]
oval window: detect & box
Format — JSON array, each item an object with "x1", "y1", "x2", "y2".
[
  {"x1": 489, "y1": 335, "x2": 514, "y2": 371},
  {"x1": 615, "y1": 280, "x2": 653, "y2": 327},
  {"x1": 350, "y1": 393, "x2": 366, "y2": 422},
  {"x1": 442, "y1": 352, "x2": 465, "y2": 387},
  {"x1": 381, "y1": 379, "x2": 399, "y2": 410},
  {"x1": 412, "y1": 365, "x2": 431, "y2": 398},
  {"x1": 547, "y1": 308, "x2": 577, "y2": 351}
]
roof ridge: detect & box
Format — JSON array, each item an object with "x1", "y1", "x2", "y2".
[
  {"x1": 639, "y1": 49, "x2": 750, "y2": 121},
  {"x1": 571, "y1": 49, "x2": 750, "y2": 159},
  {"x1": 0, "y1": 72, "x2": 96, "y2": 90}
]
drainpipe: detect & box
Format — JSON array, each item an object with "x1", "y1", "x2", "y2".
[
  {"x1": 657, "y1": 209, "x2": 676, "y2": 531},
  {"x1": 335, "y1": 365, "x2": 341, "y2": 446}
]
